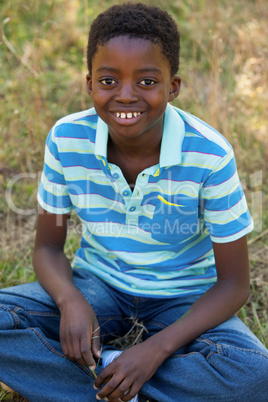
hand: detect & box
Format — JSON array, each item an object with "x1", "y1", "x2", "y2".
[
  {"x1": 59, "y1": 291, "x2": 101, "y2": 369},
  {"x1": 94, "y1": 341, "x2": 164, "y2": 401}
]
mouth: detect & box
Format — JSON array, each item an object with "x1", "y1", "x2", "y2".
[
  {"x1": 114, "y1": 111, "x2": 142, "y2": 119},
  {"x1": 111, "y1": 111, "x2": 144, "y2": 124}
]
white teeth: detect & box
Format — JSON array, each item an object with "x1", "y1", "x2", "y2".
[{"x1": 115, "y1": 112, "x2": 141, "y2": 119}]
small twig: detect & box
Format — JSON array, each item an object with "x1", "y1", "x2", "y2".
[
  {"x1": 248, "y1": 228, "x2": 268, "y2": 245},
  {"x1": 1, "y1": 20, "x2": 39, "y2": 78},
  {"x1": 132, "y1": 326, "x2": 146, "y2": 346}
]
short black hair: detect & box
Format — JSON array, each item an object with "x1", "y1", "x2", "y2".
[{"x1": 87, "y1": 3, "x2": 180, "y2": 76}]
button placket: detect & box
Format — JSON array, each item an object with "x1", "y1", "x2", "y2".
[{"x1": 125, "y1": 172, "x2": 148, "y2": 226}]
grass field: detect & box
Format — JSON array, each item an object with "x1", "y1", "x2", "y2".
[{"x1": 0, "y1": 0, "x2": 267, "y2": 399}]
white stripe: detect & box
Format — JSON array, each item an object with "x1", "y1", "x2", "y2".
[
  {"x1": 175, "y1": 107, "x2": 230, "y2": 152},
  {"x1": 202, "y1": 171, "x2": 240, "y2": 199},
  {"x1": 57, "y1": 137, "x2": 95, "y2": 152},
  {"x1": 182, "y1": 151, "x2": 222, "y2": 169},
  {"x1": 211, "y1": 221, "x2": 254, "y2": 243},
  {"x1": 42, "y1": 172, "x2": 68, "y2": 196},
  {"x1": 205, "y1": 196, "x2": 249, "y2": 224},
  {"x1": 54, "y1": 107, "x2": 97, "y2": 126},
  {"x1": 45, "y1": 144, "x2": 63, "y2": 175}
]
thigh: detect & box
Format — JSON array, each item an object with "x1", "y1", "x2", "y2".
[
  {"x1": 0, "y1": 279, "x2": 59, "y2": 335},
  {"x1": 142, "y1": 294, "x2": 267, "y2": 354},
  {"x1": 72, "y1": 269, "x2": 129, "y2": 343},
  {"x1": 139, "y1": 295, "x2": 268, "y2": 401},
  {"x1": 141, "y1": 294, "x2": 199, "y2": 342},
  {"x1": 0, "y1": 269, "x2": 127, "y2": 343}
]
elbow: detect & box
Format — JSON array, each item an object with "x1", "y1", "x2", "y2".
[
  {"x1": 233, "y1": 281, "x2": 250, "y2": 310},
  {"x1": 217, "y1": 277, "x2": 250, "y2": 311}
]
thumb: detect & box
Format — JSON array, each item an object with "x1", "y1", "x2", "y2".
[{"x1": 91, "y1": 321, "x2": 101, "y2": 359}]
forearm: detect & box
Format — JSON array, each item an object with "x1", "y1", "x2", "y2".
[
  {"x1": 32, "y1": 246, "x2": 81, "y2": 310},
  {"x1": 144, "y1": 279, "x2": 249, "y2": 362}
]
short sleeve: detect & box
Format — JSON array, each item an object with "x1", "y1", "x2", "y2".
[
  {"x1": 201, "y1": 148, "x2": 253, "y2": 243},
  {"x1": 37, "y1": 126, "x2": 73, "y2": 214}
]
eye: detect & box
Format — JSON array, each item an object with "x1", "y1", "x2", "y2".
[
  {"x1": 139, "y1": 79, "x2": 156, "y2": 86},
  {"x1": 99, "y1": 78, "x2": 116, "y2": 86}
]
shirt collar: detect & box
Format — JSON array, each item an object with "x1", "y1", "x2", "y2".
[{"x1": 94, "y1": 103, "x2": 185, "y2": 167}]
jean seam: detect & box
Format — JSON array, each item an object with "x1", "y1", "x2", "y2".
[
  {"x1": 197, "y1": 337, "x2": 268, "y2": 359},
  {"x1": 172, "y1": 347, "x2": 268, "y2": 401},
  {"x1": 143, "y1": 320, "x2": 167, "y2": 330},
  {"x1": 196, "y1": 336, "x2": 214, "y2": 346},
  {"x1": 220, "y1": 343, "x2": 268, "y2": 359},
  {"x1": 29, "y1": 327, "x2": 96, "y2": 380},
  {"x1": 0, "y1": 304, "x2": 20, "y2": 329},
  {"x1": 28, "y1": 310, "x2": 60, "y2": 317},
  {"x1": 206, "y1": 351, "x2": 217, "y2": 361},
  {"x1": 170, "y1": 351, "x2": 205, "y2": 359}
]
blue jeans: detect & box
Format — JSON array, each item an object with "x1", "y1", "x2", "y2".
[{"x1": 0, "y1": 269, "x2": 267, "y2": 401}]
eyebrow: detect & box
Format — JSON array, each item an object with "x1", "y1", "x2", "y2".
[{"x1": 96, "y1": 66, "x2": 162, "y2": 74}]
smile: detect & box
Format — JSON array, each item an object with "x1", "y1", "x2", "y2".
[{"x1": 114, "y1": 112, "x2": 142, "y2": 119}]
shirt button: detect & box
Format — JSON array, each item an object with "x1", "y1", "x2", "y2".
[
  {"x1": 129, "y1": 206, "x2": 136, "y2": 212},
  {"x1": 112, "y1": 173, "x2": 119, "y2": 179},
  {"x1": 123, "y1": 190, "x2": 130, "y2": 196}
]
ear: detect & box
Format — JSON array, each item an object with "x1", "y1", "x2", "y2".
[
  {"x1": 86, "y1": 73, "x2": 93, "y2": 97},
  {"x1": 168, "y1": 75, "x2": 181, "y2": 102}
]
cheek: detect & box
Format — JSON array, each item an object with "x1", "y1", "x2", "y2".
[
  {"x1": 148, "y1": 91, "x2": 169, "y2": 112},
  {"x1": 90, "y1": 92, "x2": 110, "y2": 110}
]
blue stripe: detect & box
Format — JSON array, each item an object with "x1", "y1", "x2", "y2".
[{"x1": 38, "y1": 104, "x2": 253, "y2": 298}]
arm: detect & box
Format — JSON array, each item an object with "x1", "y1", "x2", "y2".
[
  {"x1": 148, "y1": 236, "x2": 250, "y2": 353},
  {"x1": 95, "y1": 236, "x2": 250, "y2": 401},
  {"x1": 32, "y1": 206, "x2": 101, "y2": 369}
]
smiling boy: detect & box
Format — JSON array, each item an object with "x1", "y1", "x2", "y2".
[
  {"x1": 87, "y1": 34, "x2": 180, "y2": 188},
  {"x1": 0, "y1": 3, "x2": 267, "y2": 402}
]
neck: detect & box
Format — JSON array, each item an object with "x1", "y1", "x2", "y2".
[
  {"x1": 108, "y1": 135, "x2": 161, "y2": 160},
  {"x1": 107, "y1": 119, "x2": 164, "y2": 160}
]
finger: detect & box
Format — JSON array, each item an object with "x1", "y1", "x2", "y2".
[
  {"x1": 60, "y1": 330, "x2": 75, "y2": 361},
  {"x1": 102, "y1": 378, "x2": 133, "y2": 401},
  {"x1": 120, "y1": 382, "x2": 140, "y2": 401},
  {"x1": 96, "y1": 373, "x2": 125, "y2": 401},
  {"x1": 93, "y1": 374, "x2": 113, "y2": 392},
  {"x1": 70, "y1": 336, "x2": 88, "y2": 366},
  {"x1": 94, "y1": 364, "x2": 119, "y2": 390},
  {"x1": 91, "y1": 322, "x2": 101, "y2": 359},
  {"x1": 59, "y1": 322, "x2": 69, "y2": 357},
  {"x1": 60, "y1": 333, "x2": 68, "y2": 357},
  {"x1": 80, "y1": 335, "x2": 95, "y2": 369}
]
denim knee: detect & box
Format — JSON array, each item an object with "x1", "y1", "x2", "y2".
[
  {"x1": 0, "y1": 305, "x2": 17, "y2": 330},
  {"x1": 212, "y1": 344, "x2": 268, "y2": 400}
]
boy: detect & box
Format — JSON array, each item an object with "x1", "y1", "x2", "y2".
[{"x1": 0, "y1": 3, "x2": 267, "y2": 401}]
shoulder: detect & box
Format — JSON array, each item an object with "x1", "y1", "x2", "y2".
[
  {"x1": 172, "y1": 106, "x2": 233, "y2": 159},
  {"x1": 44, "y1": 107, "x2": 99, "y2": 159},
  {"x1": 51, "y1": 107, "x2": 98, "y2": 140},
  {"x1": 55, "y1": 107, "x2": 98, "y2": 126}
]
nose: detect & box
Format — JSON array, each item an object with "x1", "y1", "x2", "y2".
[{"x1": 115, "y1": 82, "x2": 139, "y2": 103}]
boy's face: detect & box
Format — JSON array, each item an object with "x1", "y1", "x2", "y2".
[{"x1": 87, "y1": 36, "x2": 181, "y2": 144}]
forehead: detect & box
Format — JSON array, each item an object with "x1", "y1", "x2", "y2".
[{"x1": 92, "y1": 35, "x2": 170, "y2": 74}]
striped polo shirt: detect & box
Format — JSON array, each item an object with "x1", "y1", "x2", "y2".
[{"x1": 38, "y1": 103, "x2": 253, "y2": 298}]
